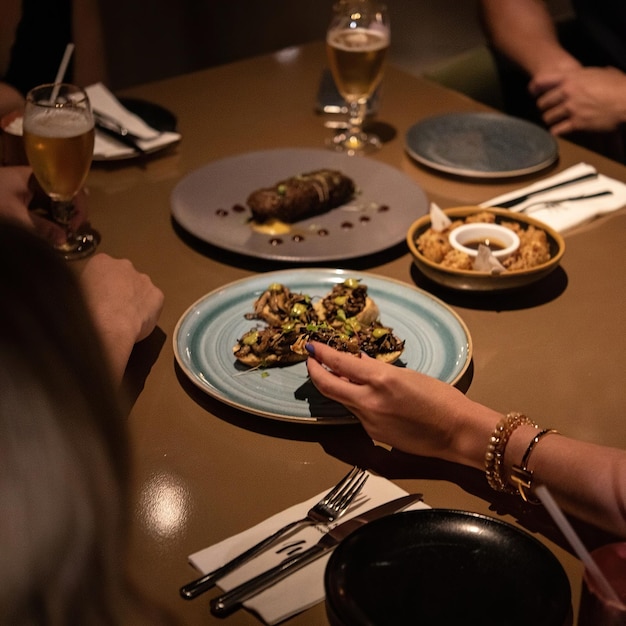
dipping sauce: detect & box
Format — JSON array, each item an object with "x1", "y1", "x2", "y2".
[
  {"x1": 251, "y1": 219, "x2": 291, "y2": 236},
  {"x1": 214, "y1": 200, "x2": 391, "y2": 247},
  {"x1": 463, "y1": 238, "x2": 507, "y2": 252},
  {"x1": 448, "y1": 222, "x2": 520, "y2": 260}
]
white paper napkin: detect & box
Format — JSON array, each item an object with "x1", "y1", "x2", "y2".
[
  {"x1": 188, "y1": 474, "x2": 430, "y2": 624},
  {"x1": 481, "y1": 162, "x2": 626, "y2": 232},
  {"x1": 85, "y1": 82, "x2": 181, "y2": 159},
  {"x1": 429, "y1": 201, "x2": 452, "y2": 232}
]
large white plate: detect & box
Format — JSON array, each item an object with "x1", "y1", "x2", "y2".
[
  {"x1": 174, "y1": 269, "x2": 472, "y2": 424},
  {"x1": 170, "y1": 149, "x2": 428, "y2": 262},
  {"x1": 405, "y1": 112, "x2": 558, "y2": 179}
]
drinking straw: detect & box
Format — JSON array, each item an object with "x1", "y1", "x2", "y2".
[
  {"x1": 50, "y1": 43, "x2": 75, "y2": 102},
  {"x1": 535, "y1": 485, "x2": 622, "y2": 604}
]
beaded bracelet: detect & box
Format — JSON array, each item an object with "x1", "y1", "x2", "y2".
[
  {"x1": 510, "y1": 428, "x2": 559, "y2": 503},
  {"x1": 485, "y1": 412, "x2": 537, "y2": 494}
]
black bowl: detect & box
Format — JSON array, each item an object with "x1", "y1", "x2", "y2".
[{"x1": 325, "y1": 509, "x2": 571, "y2": 626}]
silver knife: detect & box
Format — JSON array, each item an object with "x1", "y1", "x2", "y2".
[
  {"x1": 210, "y1": 493, "x2": 423, "y2": 617},
  {"x1": 486, "y1": 172, "x2": 598, "y2": 209},
  {"x1": 93, "y1": 110, "x2": 147, "y2": 154}
]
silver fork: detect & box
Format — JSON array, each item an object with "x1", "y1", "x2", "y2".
[
  {"x1": 518, "y1": 190, "x2": 613, "y2": 213},
  {"x1": 179, "y1": 466, "x2": 369, "y2": 599}
]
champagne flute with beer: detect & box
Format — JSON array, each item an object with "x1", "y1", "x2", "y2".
[
  {"x1": 326, "y1": 0, "x2": 389, "y2": 154},
  {"x1": 23, "y1": 83, "x2": 97, "y2": 260}
]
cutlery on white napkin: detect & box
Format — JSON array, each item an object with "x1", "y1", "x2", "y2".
[
  {"x1": 188, "y1": 474, "x2": 430, "y2": 625},
  {"x1": 85, "y1": 82, "x2": 181, "y2": 159},
  {"x1": 482, "y1": 162, "x2": 626, "y2": 232}
]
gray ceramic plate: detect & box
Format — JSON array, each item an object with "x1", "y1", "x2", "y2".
[
  {"x1": 170, "y1": 148, "x2": 428, "y2": 262},
  {"x1": 405, "y1": 112, "x2": 558, "y2": 179},
  {"x1": 173, "y1": 269, "x2": 472, "y2": 423}
]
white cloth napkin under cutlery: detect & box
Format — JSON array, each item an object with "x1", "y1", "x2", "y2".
[
  {"x1": 188, "y1": 474, "x2": 430, "y2": 624},
  {"x1": 482, "y1": 162, "x2": 626, "y2": 232},
  {"x1": 85, "y1": 82, "x2": 181, "y2": 159}
]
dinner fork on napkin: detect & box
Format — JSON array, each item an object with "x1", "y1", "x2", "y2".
[
  {"x1": 481, "y1": 162, "x2": 626, "y2": 232},
  {"x1": 85, "y1": 82, "x2": 181, "y2": 159},
  {"x1": 186, "y1": 474, "x2": 430, "y2": 625}
]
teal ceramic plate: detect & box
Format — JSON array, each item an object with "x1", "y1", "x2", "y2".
[
  {"x1": 170, "y1": 148, "x2": 428, "y2": 262},
  {"x1": 173, "y1": 269, "x2": 472, "y2": 423},
  {"x1": 405, "y1": 112, "x2": 558, "y2": 179}
]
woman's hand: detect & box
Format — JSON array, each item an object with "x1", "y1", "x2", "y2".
[
  {"x1": 305, "y1": 342, "x2": 500, "y2": 467},
  {"x1": 0, "y1": 166, "x2": 35, "y2": 226},
  {"x1": 0, "y1": 166, "x2": 88, "y2": 245}
]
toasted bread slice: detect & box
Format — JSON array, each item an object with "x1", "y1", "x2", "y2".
[
  {"x1": 314, "y1": 278, "x2": 380, "y2": 327},
  {"x1": 234, "y1": 280, "x2": 404, "y2": 369},
  {"x1": 246, "y1": 283, "x2": 320, "y2": 327}
]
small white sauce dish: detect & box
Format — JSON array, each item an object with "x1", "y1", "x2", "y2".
[{"x1": 449, "y1": 222, "x2": 520, "y2": 260}]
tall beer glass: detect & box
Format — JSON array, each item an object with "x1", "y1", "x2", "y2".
[
  {"x1": 23, "y1": 83, "x2": 97, "y2": 260},
  {"x1": 326, "y1": 0, "x2": 389, "y2": 154}
]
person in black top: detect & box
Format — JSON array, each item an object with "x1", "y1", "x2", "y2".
[{"x1": 0, "y1": 0, "x2": 106, "y2": 117}]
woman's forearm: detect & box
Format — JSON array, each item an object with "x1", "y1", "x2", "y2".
[
  {"x1": 504, "y1": 425, "x2": 626, "y2": 536},
  {"x1": 305, "y1": 343, "x2": 626, "y2": 538}
]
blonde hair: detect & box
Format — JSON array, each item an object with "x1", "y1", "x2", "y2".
[{"x1": 0, "y1": 222, "x2": 145, "y2": 624}]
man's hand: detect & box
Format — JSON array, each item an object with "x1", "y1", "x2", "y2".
[
  {"x1": 79, "y1": 254, "x2": 164, "y2": 383},
  {"x1": 530, "y1": 66, "x2": 626, "y2": 135}
]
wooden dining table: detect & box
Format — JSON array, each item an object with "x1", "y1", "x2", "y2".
[{"x1": 85, "y1": 41, "x2": 626, "y2": 625}]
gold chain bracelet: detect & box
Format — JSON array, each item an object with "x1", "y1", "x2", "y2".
[
  {"x1": 510, "y1": 428, "x2": 559, "y2": 503},
  {"x1": 485, "y1": 412, "x2": 537, "y2": 494}
]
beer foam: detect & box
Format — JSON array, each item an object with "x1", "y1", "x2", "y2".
[
  {"x1": 327, "y1": 27, "x2": 389, "y2": 51},
  {"x1": 24, "y1": 108, "x2": 93, "y2": 138}
]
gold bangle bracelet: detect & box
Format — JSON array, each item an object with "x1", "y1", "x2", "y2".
[
  {"x1": 510, "y1": 428, "x2": 559, "y2": 504},
  {"x1": 485, "y1": 412, "x2": 537, "y2": 493}
]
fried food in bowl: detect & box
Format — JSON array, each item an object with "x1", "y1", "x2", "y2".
[{"x1": 406, "y1": 207, "x2": 565, "y2": 291}]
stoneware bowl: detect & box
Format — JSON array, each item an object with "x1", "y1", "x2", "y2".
[{"x1": 406, "y1": 206, "x2": 565, "y2": 291}]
